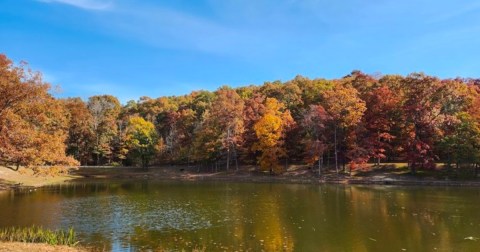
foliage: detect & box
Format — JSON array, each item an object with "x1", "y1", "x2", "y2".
[
  {"x1": 302, "y1": 105, "x2": 330, "y2": 173},
  {"x1": 193, "y1": 87, "x2": 244, "y2": 170},
  {"x1": 253, "y1": 98, "x2": 294, "y2": 174},
  {"x1": 87, "y1": 95, "x2": 121, "y2": 165},
  {"x1": 2, "y1": 53, "x2": 480, "y2": 175},
  {"x1": 0, "y1": 54, "x2": 78, "y2": 168},
  {"x1": 63, "y1": 98, "x2": 94, "y2": 165},
  {"x1": 126, "y1": 116, "x2": 159, "y2": 169}
]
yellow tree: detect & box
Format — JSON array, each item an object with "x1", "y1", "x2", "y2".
[
  {"x1": 323, "y1": 84, "x2": 366, "y2": 173},
  {"x1": 253, "y1": 98, "x2": 294, "y2": 174},
  {"x1": 126, "y1": 116, "x2": 159, "y2": 170}
]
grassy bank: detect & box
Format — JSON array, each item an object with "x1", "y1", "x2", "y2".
[
  {"x1": 0, "y1": 226, "x2": 83, "y2": 252},
  {"x1": 0, "y1": 226, "x2": 78, "y2": 246}
]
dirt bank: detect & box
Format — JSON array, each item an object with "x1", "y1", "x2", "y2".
[
  {"x1": 0, "y1": 166, "x2": 80, "y2": 191},
  {"x1": 0, "y1": 242, "x2": 83, "y2": 252}
]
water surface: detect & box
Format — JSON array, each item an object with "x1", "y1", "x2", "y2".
[{"x1": 1, "y1": 180, "x2": 479, "y2": 251}]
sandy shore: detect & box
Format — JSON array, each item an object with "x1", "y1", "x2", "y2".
[{"x1": 0, "y1": 242, "x2": 83, "y2": 252}]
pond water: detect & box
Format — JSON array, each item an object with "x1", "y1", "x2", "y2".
[{"x1": 0, "y1": 180, "x2": 480, "y2": 251}]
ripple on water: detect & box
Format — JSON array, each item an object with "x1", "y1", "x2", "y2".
[{"x1": 57, "y1": 194, "x2": 213, "y2": 240}]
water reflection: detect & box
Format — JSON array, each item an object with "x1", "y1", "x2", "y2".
[{"x1": 1, "y1": 181, "x2": 480, "y2": 251}]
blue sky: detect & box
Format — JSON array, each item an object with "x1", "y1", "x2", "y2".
[{"x1": 1, "y1": 0, "x2": 480, "y2": 103}]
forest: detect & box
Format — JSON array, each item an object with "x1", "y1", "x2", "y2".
[{"x1": 1, "y1": 53, "x2": 480, "y2": 175}]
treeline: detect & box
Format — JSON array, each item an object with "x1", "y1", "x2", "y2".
[{"x1": 1, "y1": 54, "x2": 480, "y2": 174}]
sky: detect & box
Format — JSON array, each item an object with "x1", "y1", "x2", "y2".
[{"x1": 1, "y1": 0, "x2": 480, "y2": 103}]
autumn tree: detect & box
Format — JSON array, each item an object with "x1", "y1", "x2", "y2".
[
  {"x1": 87, "y1": 95, "x2": 121, "y2": 165},
  {"x1": 253, "y1": 98, "x2": 294, "y2": 174},
  {"x1": 301, "y1": 105, "x2": 330, "y2": 175},
  {"x1": 0, "y1": 54, "x2": 77, "y2": 168},
  {"x1": 63, "y1": 98, "x2": 94, "y2": 165},
  {"x1": 437, "y1": 84, "x2": 480, "y2": 170},
  {"x1": 322, "y1": 84, "x2": 366, "y2": 173},
  {"x1": 437, "y1": 112, "x2": 480, "y2": 169},
  {"x1": 193, "y1": 87, "x2": 244, "y2": 171},
  {"x1": 234, "y1": 93, "x2": 264, "y2": 166},
  {"x1": 400, "y1": 74, "x2": 467, "y2": 172},
  {"x1": 360, "y1": 86, "x2": 400, "y2": 165},
  {"x1": 126, "y1": 116, "x2": 159, "y2": 169}
]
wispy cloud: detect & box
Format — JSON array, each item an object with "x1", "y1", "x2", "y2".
[{"x1": 37, "y1": 0, "x2": 113, "y2": 10}]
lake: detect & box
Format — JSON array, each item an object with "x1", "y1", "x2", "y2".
[{"x1": 1, "y1": 180, "x2": 479, "y2": 251}]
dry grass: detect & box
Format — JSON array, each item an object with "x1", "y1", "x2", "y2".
[{"x1": 0, "y1": 166, "x2": 80, "y2": 188}]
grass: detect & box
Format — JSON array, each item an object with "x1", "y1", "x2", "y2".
[{"x1": 0, "y1": 226, "x2": 79, "y2": 246}]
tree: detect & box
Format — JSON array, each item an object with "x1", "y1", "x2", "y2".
[
  {"x1": 253, "y1": 98, "x2": 294, "y2": 174},
  {"x1": 438, "y1": 112, "x2": 480, "y2": 169},
  {"x1": 63, "y1": 98, "x2": 94, "y2": 165},
  {"x1": 193, "y1": 87, "x2": 244, "y2": 171},
  {"x1": 400, "y1": 74, "x2": 464, "y2": 172},
  {"x1": 322, "y1": 84, "x2": 366, "y2": 173},
  {"x1": 301, "y1": 105, "x2": 330, "y2": 175},
  {"x1": 360, "y1": 86, "x2": 400, "y2": 165},
  {"x1": 241, "y1": 93, "x2": 265, "y2": 164},
  {"x1": 0, "y1": 54, "x2": 77, "y2": 168},
  {"x1": 87, "y1": 95, "x2": 121, "y2": 165},
  {"x1": 126, "y1": 116, "x2": 159, "y2": 169}
]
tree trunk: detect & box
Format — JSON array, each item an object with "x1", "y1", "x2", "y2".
[
  {"x1": 233, "y1": 145, "x2": 239, "y2": 171},
  {"x1": 226, "y1": 146, "x2": 230, "y2": 172},
  {"x1": 334, "y1": 126, "x2": 338, "y2": 174},
  {"x1": 142, "y1": 155, "x2": 148, "y2": 170},
  {"x1": 327, "y1": 150, "x2": 330, "y2": 169},
  {"x1": 318, "y1": 154, "x2": 322, "y2": 176}
]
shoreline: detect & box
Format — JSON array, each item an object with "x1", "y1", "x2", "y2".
[
  {"x1": 69, "y1": 165, "x2": 480, "y2": 187},
  {"x1": 0, "y1": 242, "x2": 83, "y2": 252},
  {"x1": 3, "y1": 165, "x2": 480, "y2": 191}
]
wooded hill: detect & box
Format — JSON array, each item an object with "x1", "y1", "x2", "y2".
[{"x1": 1, "y1": 54, "x2": 479, "y2": 174}]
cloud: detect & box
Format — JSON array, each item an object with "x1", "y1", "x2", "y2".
[
  {"x1": 37, "y1": 0, "x2": 113, "y2": 10},
  {"x1": 92, "y1": 3, "x2": 275, "y2": 57}
]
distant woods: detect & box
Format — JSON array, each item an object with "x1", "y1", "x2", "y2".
[{"x1": 1, "y1": 54, "x2": 480, "y2": 173}]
